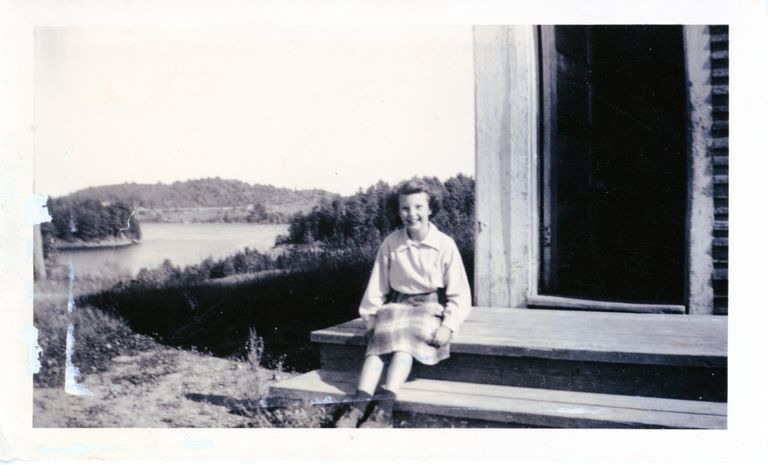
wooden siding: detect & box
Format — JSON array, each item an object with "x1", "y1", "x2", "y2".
[{"x1": 710, "y1": 25, "x2": 729, "y2": 315}]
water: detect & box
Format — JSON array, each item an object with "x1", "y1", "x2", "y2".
[{"x1": 55, "y1": 223, "x2": 288, "y2": 277}]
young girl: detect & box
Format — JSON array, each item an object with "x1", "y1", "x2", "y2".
[{"x1": 334, "y1": 178, "x2": 472, "y2": 428}]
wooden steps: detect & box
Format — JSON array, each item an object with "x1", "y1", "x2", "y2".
[
  {"x1": 269, "y1": 369, "x2": 726, "y2": 429},
  {"x1": 267, "y1": 307, "x2": 727, "y2": 427},
  {"x1": 312, "y1": 309, "x2": 727, "y2": 401}
]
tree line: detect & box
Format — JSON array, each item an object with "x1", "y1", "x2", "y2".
[
  {"x1": 41, "y1": 197, "x2": 142, "y2": 248},
  {"x1": 278, "y1": 174, "x2": 475, "y2": 255}
]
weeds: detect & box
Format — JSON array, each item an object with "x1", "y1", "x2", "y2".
[
  {"x1": 220, "y1": 329, "x2": 331, "y2": 427},
  {"x1": 241, "y1": 328, "x2": 269, "y2": 398},
  {"x1": 245, "y1": 328, "x2": 265, "y2": 369}
]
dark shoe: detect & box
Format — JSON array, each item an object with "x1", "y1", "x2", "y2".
[
  {"x1": 358, "y1": 389, "x2": 396, "y2": 428},
  {"x1": 334, "y1": 403, "x2": 366, "y2": 428},
  {"x1": 334, "y1": 390, "x2": 372, "y2": 428}
]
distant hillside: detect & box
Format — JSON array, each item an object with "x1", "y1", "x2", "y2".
[{"x1": 66, "y1": 178, "x2": 335, "y2": 218}]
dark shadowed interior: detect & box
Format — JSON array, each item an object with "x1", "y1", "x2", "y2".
[{"x1": 540, "y1": 25, "x2": 688, "y2": 304}]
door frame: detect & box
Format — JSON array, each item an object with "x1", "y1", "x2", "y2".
[{"x1": 473, "y1": 25, "x2": 715, "y2": 314}]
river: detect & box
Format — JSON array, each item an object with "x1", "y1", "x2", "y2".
[{"x1": 53, "y1": 223, "x2": 288, "y2": 277}]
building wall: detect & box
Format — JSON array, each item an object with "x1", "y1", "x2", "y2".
[
  {"x1": 474, "y1": 25, "x2": 724, "y2": 314},
  {"x1": 710, "y1": 25, "x2": 729, "y2": 315}
]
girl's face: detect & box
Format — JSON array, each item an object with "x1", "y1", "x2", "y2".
[{"x1": 398, "y1": 192, "x2": 432, "y2": 240}]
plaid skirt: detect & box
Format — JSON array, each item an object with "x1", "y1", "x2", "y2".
[{"x1": 365, "y1": 291, "x2": 449, "y2": 365}]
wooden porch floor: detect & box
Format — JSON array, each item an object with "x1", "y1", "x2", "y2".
[{"x1": 312, "y1": 307, "x2": 728, "y2": 367}]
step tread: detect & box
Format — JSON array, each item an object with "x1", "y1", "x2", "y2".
[
  {"x1": 312, "y1": 308, "x2": 727, "y2": 367},
  {"x1": 269, "y1": 370, "x2": 727, "y2": 429}
]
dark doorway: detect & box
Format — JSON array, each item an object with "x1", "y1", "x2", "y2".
[{"x1": 539, "y1": 25, "x2": 688, "y2": 304}]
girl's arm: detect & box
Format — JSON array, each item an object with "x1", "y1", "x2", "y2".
[
  {"x1": 359, "y1": 243, "x2": 390, "y2": 331},
  {"x1": 440, "y1": 240, "x2": 472, "y2": 335}
]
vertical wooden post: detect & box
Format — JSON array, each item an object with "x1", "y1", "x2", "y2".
[
  {"x1": 538, "y1": 26, "x2": 556, "y2": 293},
  {"x1": 682, "y1": 25, "x2": 715, "y2": 315},
  {"x1": 33, "y1": 224, "x2": 47, "y2": 281},
  {"x1": 474, "y1": 26, "x2": 538, "y2": 308}
]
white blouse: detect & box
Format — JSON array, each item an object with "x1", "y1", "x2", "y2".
[{"x1": 359, "y1": 223, "x2": 472, "y2": 334}]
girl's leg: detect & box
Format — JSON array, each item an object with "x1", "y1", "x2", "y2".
[
  {"x1": 382, "y1": 351, "x2": 413, "y2": 393},
  {"x1": 358, "y1": 352, "x2": 412, "y2": 428},
  {"x1": 335, "y1": 355, "x2": 385, "y2": 428},
  {"x1": 357, "y1": 354, "x2": 385, "y2": 395}
]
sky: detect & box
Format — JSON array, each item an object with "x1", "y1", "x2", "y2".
[{"x1": 33, "y1": 26, "x2": 475, "y2": 197}]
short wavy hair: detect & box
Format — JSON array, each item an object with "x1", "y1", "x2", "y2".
[{"x1": 387, "y1": 178, "x2": 442, "y2": 226}]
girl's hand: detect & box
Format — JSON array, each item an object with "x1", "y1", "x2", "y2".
[{"x1": 429, "y1": 325, "x2": 453, "y2": 347}]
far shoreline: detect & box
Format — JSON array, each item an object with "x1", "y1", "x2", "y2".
[
  {"x1": 52, "y1": 236, "x2": 141, "y2": 251},
  {"x1": 139, "y1": 220, "x2": 289, "y2": 225}
]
